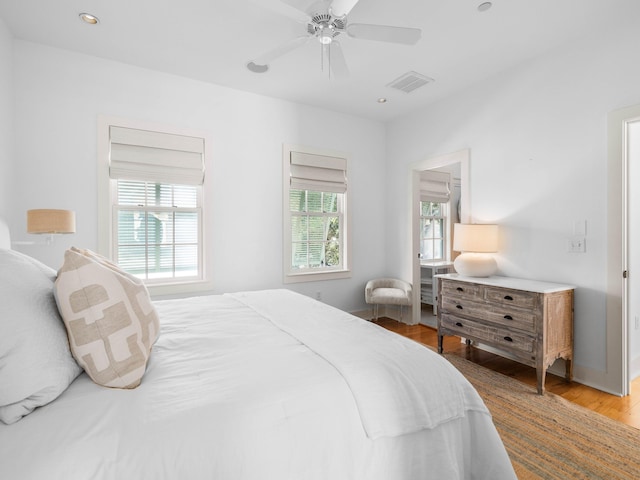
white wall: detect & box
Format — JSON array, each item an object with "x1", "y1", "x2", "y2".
[
  {"x1": 0, "y1": 17, "x2": 12, "y2": 221},
  {"x1": 9, "y1": 40, "x2": 387, "y2": 313},
  {"x1": 386, "y1": 24, "x2": 640, "y2": 383}
]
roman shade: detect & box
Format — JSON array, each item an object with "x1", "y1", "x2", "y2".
[
  {"x1": 420, "y1": 170, "x2": 450, "y2": 203},
  {"x1": 109, "y1": 126, "x2": 205, "y2": 185},
  {"x1": 290, "y1": 151, "x2": 347, "y2": 194}
]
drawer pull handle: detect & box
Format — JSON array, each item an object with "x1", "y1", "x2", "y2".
[
  {"x1": 456, "y1": 304, "x2": 463, "y2": 310},
  {"x1": 504, "y1": 295, "x2": 514, "y2": 301},
  {"x1": 456, "y1": 287, "x2": 464, "y2": 292},
  {"x1": 503, "y1": 336, "x2": 513, "y2": 342},
  {"x1": 504, "y1": 315, "x2": 513, "y2": 320},
  {"x1": 455, "y1": 322, "x2": 463, "y2": 327}
]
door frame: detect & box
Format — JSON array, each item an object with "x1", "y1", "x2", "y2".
[
  {"x1": 410, "y1": 149, "x2": 470, "y2": 325},
  {"x1": 607, "y1": 104, "x2": 640, "y2": 396}
]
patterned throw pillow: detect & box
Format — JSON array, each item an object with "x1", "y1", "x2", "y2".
[{"x1": 54, "y1": 248, "x2": 160, "y2": 389}]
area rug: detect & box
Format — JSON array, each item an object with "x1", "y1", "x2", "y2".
[{"x1": 444, "y1": 354, "x2": 640, "y2": 479}]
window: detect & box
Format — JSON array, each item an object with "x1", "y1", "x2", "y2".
[
  {"x1": 98, "y1": 118, "x2": 210, "y2": 295},
  {"x1": 420, "y1": 201, "x2": 447, "y2": 261},
  {"x1": 419, "y1": 170, "x2": 451, "y2": 262},
  {"x1": 115, "y1": 180, "x2": 201, "y2": 282},
  {"x1": 290, "y1": 190, "x2": 342, "y2": 270},
  {"x1": 283, "y1": 145, "x2": 351, "y2": 283}
]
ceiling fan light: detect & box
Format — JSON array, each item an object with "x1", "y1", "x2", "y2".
[{"x1": 319, "y1": 35, "x2": 333, "y2": 45}]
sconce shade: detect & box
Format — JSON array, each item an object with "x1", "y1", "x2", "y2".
[
  {"x1": 27, "y1": 209, "x2": 76, "y2": 234},
  {"x1": 453, "y1": 223, "x2": 498, "y2": 253}
]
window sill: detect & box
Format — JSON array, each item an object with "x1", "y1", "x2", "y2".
[
  {"x1": 147, "y1": 279, "x2": 214, "y2": 299},
  {"x1": 284, "y1": 269, "x2": 351, "y2": 284}
]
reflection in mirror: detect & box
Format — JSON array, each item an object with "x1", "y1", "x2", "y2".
[
  {"x1": 417, "y1": 163, "x2": 461, "y2": 327},
  {"x1": 410, "y1": 148, "x2": 469, "y2": 327}
]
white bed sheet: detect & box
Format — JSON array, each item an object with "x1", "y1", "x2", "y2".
[{"x1": 0, "y1": 290, "x2": 516, "y2": 480}]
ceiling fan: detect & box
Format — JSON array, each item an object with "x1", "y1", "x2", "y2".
[{"x1": 247, "y1": 0, "x2": 422, "y2": 78}]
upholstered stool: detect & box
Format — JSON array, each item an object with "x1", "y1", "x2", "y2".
[{"x1": 365, "y1": 278, "x2": 413, "y2": 321}]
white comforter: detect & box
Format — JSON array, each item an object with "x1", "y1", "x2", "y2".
[{"x1": 0, "y1": 289, "x2": 515, "y2": 480}]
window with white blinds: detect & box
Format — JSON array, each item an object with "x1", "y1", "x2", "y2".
[
  {"x1": 108, "y1": 125, "x2": 205, "y2": 284},
  {"x1": 283, "y1": 145, "x2": 351, "y2": 283},
  {"x1": 420, "y1": 200, "x2": 448, "y2": 261}
]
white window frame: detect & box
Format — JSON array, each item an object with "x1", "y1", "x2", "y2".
[
  {"x1": 283, "y1": 143, "x2": 351, "y2": 283},
  {"x1": 419, "y1": 201, "x2": 449, "y2": 262},
  {"x1": 98, "y1": 115, "x2": 213, "y2": 297}
]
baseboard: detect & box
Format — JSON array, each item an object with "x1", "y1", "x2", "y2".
[
  {"x1": 351, "y1": 305, "x2": 413, "y2": 323},
  {"x1": 630, "y1": 354, "x2": 640, "y2": 381},
  {"x1": 350, "y1": 309, "x2": 372, "y2": 320}
]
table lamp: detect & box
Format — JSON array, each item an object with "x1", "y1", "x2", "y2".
[{"x1": 452, "y1": 223, "x2": 498, "y2": 277}]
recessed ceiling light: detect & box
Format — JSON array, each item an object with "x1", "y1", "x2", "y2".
[
  {"x1": 377, "y1": 98, "x2": 387, "y2": 104},
  {"x1": 477, "y1": 2, "x2": 492, "y2": 12},
  {"x1": 246, "y1": 62, "x2": 269, "y2": 73},
  {"x1": 79, "y1": 13, "x2": 99, "y2": 25}
]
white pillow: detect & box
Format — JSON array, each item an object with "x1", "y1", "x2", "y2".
[
  {"x1": 54, "y1": 248, "x2": 160, "y2": 389},
  {"x1": 0, "y1": 249, "x2": 82, "y2": 424}
]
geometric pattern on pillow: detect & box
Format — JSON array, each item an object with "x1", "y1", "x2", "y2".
[{"x1": 54, "y1": 248, "x2": 160, "y2": 389}]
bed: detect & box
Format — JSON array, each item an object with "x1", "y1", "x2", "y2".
[{"x1": 0, "y1": 220, "x2": 516, "y2": 479}]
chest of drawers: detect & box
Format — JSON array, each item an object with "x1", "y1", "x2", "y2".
[{"x1": 436, "y1": 274, "x2": 574, "y2": 394}]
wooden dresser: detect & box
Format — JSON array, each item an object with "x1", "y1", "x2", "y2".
[{"x1": 436, "y1": 274, "x2": 574, "y2": 394}]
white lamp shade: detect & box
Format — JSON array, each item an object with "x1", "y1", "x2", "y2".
[
  {"x1": 27, "y1": 209, "x2": 76, "y2": 234},
  {"x1": 453, "y1": 224, "x2": 498, "y2": 253}
]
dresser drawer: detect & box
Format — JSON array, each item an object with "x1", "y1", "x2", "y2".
[
  {"x1": 484, "y1": 286, "x2": 539, "y2": 309},
  {"x1": 481, "y1": 307, "x2": 537, "y2": 333},
  {"x1": 441, "y1": 295, "x2": 487, "y2": 319},
  {"x1": 440, "y1": 313, "x2": 535, "y2": 354},
  {"x1": 441, "y1": 294, "x2": 537, "y2": 333},
  {"x1": 441, "y1": 280, "x2": 484, "y2": 301}
]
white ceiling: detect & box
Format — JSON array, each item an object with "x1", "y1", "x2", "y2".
[{"x1": 0, "y1": 0, "x2": 638, "y2": 122}]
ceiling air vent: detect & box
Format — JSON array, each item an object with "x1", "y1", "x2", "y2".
[{"x1": 387, "y1": 71, "x2": 434, "y2": 94}]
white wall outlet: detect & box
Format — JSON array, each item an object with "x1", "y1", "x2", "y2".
[
  {"x1": 635, "y1": 315, "x2": 639, "y2": 330},
  {"x1": 567, "y1": 237, "x2": 586, "y2": 253}
]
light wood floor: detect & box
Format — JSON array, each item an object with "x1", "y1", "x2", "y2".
[{"x1": 374, "y1": 317, "x2": 640, "y2": 429}]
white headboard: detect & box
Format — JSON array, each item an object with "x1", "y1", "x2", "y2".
[{"x1": 0, "y1": 218, "x2": 11, "y2": 249}]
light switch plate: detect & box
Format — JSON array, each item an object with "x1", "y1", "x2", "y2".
[{"x1": 567, "y1": 237, "x2": 586, "y2": 253}]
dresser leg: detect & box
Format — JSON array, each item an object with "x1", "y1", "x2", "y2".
[
  {"x1": 536, "y1": 367, "x2": 546, "y2": 395},
  {"x1": 565, "y1": 357, "x2": 573, "y2": 383},
  {"x1": 437, "y1": 335, "x2": 443, "y2": 354}
]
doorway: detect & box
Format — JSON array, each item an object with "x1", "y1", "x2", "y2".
[
  {"x1": 607, "y1": 104, "x2": 640, "y2": 396},
  {"x1": 628, "y1": 120, "x2": 640, "y2": 381},
  {"x1": 410, "y1": 149, "x2": 470, "y2": 326}
]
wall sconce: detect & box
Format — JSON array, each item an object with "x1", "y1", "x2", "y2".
[
  {"x1": 452, "y1": 223, "x2": 498, "y2": 277},
  {"x1": 26, "y1": 209, "x2": 76, "y2": 244}
]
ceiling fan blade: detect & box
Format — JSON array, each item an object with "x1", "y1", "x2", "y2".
[
  {"x1": 251, "y1": 36, "x2": 311, "y2": 66},
  {"x1": 330, "y1": 41, "x2": 349, "y2": 79},
  {"x1": 329, "y1": 0, "x2": 361, "y2": 17},
  {"x1": 346, "y1": 23, "x2": 422, "y2": 45},
  {"x1": 250, "y1": 0, "x2": 310, "y2": 24},
  {"x1": 281, "y1": 0, "x2": 331, "y2": 15}
]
